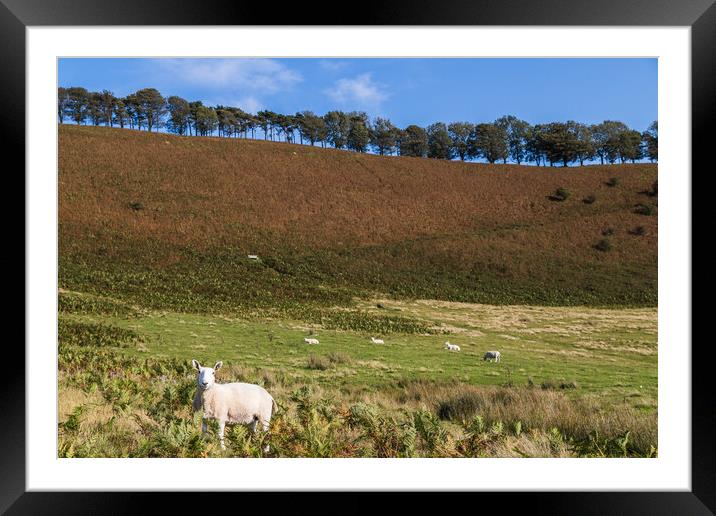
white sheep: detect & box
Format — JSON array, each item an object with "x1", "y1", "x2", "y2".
[
  {"x1": 371, "y1": 337, "x2": 385, "y2": 344},
  {"x1": 192, "y1": 360, "x2": 277, "y2": 451},
  {"x1": 483, "y1": 350, "x2": 501, "y2": 362},
  {"x1": 304, "y1": 337, "x2": 320, "y2": 345},
  {"x1": 247, "y1": 255, "x2": 259, "y2": 261},
  {"x1": 444, "y1": 341, "x2": 460, "y2": 352}
]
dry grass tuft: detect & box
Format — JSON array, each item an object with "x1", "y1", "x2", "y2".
[{"x1": 404, "y1": 381, "x2": 657, "y2": 454}]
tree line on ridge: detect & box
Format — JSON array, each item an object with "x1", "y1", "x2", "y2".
[{"x1": 58, "y1": 86, "x2": 658, "y2": 166}]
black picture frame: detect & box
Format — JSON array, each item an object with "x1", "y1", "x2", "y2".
[{"x1": 7, "y1": 0, "x2": 711, "y2": 513}]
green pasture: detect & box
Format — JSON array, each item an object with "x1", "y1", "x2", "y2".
[{"x1": 60, "y1": 291, "x2": 657, "y2": 411}]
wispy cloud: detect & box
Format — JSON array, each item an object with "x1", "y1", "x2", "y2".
[
  {"x1": 325, "y1": 73, "x2": 389, "y2": 110},
  {"x1": 153, "y1": 58, "x2": 302, "y2": 94},
  {"x1": 318, "y1": 59, "x2": 348, "y2": 72},
  {"x1": 235, "y1": 96, "x2": 263, "y2": 114},
  {"x1": 204, "y1": 95, "x2": 264, "y2": 114}
]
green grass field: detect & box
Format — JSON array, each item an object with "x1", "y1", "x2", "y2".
[{"x1": 60, "y1": 290, "x2": 656, "y2": 405}]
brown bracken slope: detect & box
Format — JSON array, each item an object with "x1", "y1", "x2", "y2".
[{"x1": 59, "y1": 125, "x2": 658, "y2": 308}]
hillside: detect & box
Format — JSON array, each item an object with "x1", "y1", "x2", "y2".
[{"x1": 59, "y1": 125, "x2": 658, "y2": 310}]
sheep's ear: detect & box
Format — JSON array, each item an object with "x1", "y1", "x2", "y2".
[
  {"x1": 214, "y1": 361, "x2": 223, "y2": 371},
  {"x1": 192, "y1": 359, "x2": 201, "y2": 371}
]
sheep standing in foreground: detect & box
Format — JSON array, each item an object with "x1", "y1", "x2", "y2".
[
  {"x1": 444, "y1": 341, "x2": 460, "y2": 352},
  {"x1": 304, "y1": 337, "x2": 320, "y2": 345},
  {"x1": 371, "y1": 337, "x2": 385, "y2": 344},
  {"x1": 483, "y1": 350, "x2": 501, "y2": 362},
  {"x1": 192, "y1": 359, "x2": 277, "y2": 451}
]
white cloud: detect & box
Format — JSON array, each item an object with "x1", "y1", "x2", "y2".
[
  {"x1": 318, "y1": 59, "x2": 348, "y2": 72},
  {"x1": 325, "y1": 73, "x2": 389, "y2": 110},
  {"x1": 204, "y1": 95, "x2": 264, "y2": 114},
  {"x1": 235, "y1": 96, "x2": 263, "y2": 114},
  {"x1": 154, "y1": 58, "x2": 302, "y2": 94}
]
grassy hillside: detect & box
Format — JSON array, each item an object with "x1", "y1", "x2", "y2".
[
  {"x1": 57, "y1": 125, "x2": 658, "y2": 458},
  {"x1": 59, "y1": 125, "x2": 657, "y2": 310}
]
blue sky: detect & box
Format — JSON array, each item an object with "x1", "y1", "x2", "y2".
[{"x1": 59, "y1": 58, "x2": 657, "y2": 131}]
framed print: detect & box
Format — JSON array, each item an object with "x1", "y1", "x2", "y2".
[{"x1": 8, "y1": 0, "x2": 712, "y2": 512}]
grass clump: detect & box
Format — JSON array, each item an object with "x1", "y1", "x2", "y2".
[
  {"x1": 540, "y1": 379, "x2": 557, "y2": 390},
  {"x1": 326, "y1": 351, "x2": 351, "y2": 364},
  {"x1": 650, "y1": 180, "x2": 657, "y2": 196},
  {"x1": 634, "y1": 204, "x2": 655, "y2": 216},
  {"x1": 437, "y1": 392, "x2": 484, "y2": 422},
  {"x1": 307, "y1": 351, "x2": 352, "y2": 371},
  {"x1": 606, "y1": 177, "x2": 620, "y2": 187},
  {"x1": 594, "y1": 238, "x2": 612, "y2": 252},
  {"x1": 306, "y1": 354, "x2": 331, "y2": 371},
  {"x1": 549, "y1": 187, "x2": 571, "y2": 201},
  {"x1": 541, "y1": 379, "x2": 578, "y2": 390},
  {"x1": 429, "y1": 383, "x2": 656, "y2": 456}
]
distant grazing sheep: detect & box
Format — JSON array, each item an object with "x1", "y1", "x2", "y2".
[
  {"x1": 371, "y1": 337, "x2": 385, "y2": 344},
  {"x1": 192, "y1": 360, "x2": 277, "y2": 451},
  {"x1": 304, "y1": 337, "x2": 320, "y2": 345},
  {"x1": 444, "y1": 341, "x2": 460, "y2": 352},
  {"x1": 247, "y1": 255, "x2": 259, "y2": 261},
  {"x1": 483, "y1": 350, "x2": 501, "y2": 362}
]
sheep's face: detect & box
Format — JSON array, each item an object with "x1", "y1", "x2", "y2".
[{"x1": 192, "y1": 360, "x2": 222, "y2": 390}]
